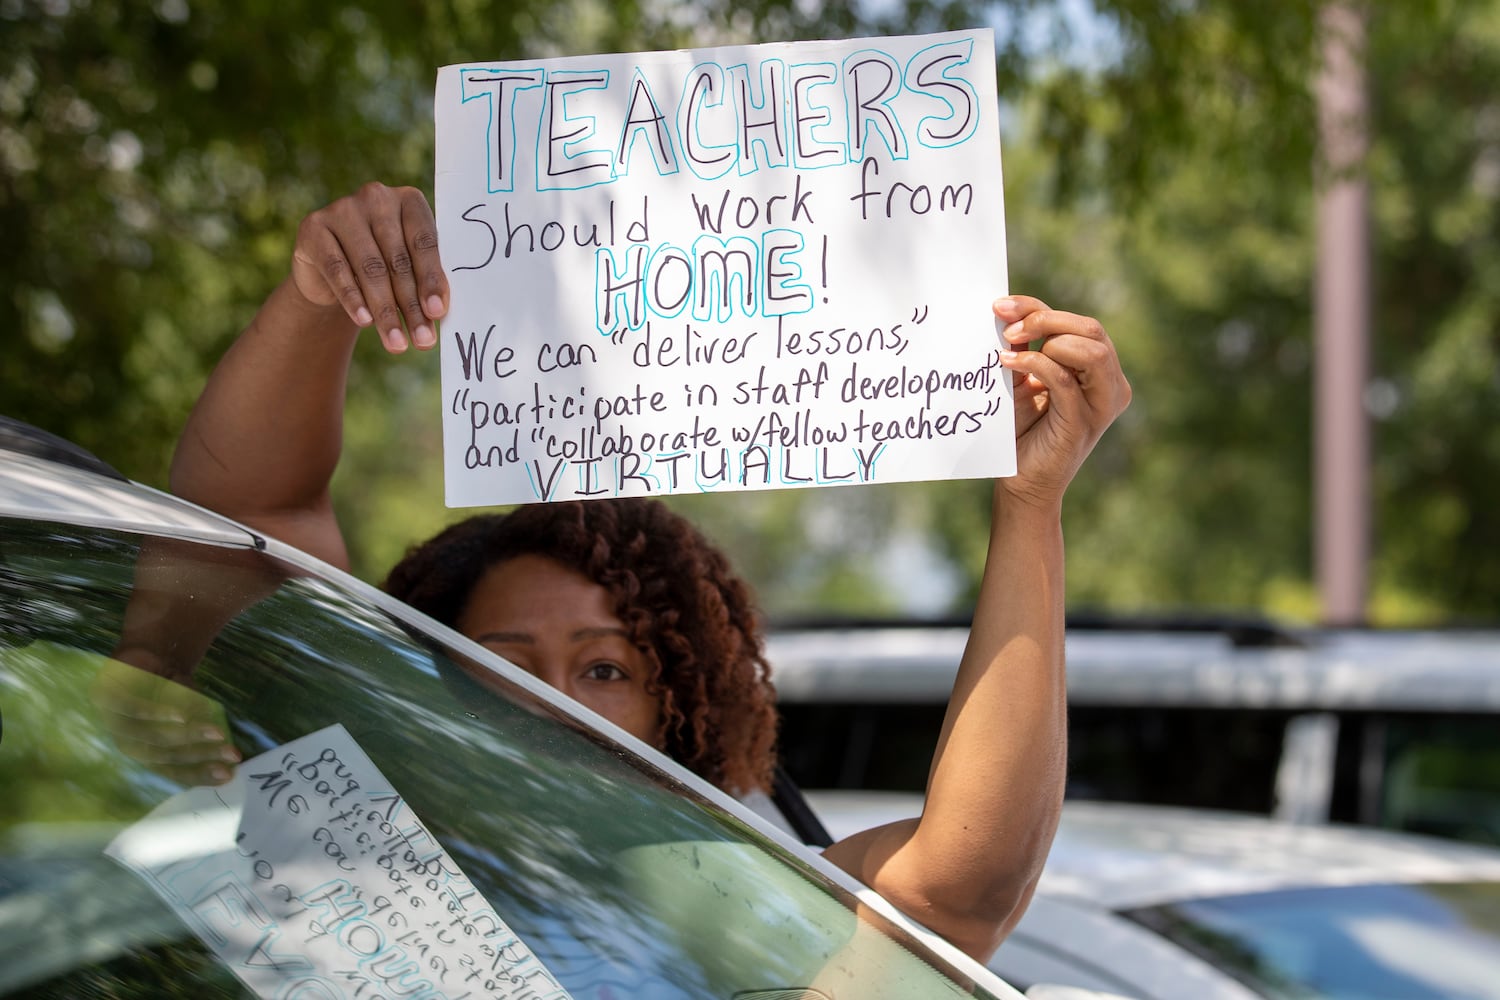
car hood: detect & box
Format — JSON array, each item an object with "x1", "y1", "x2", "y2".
[{"x1": 807, "y1": 792, "x2": 1500, "y2": 911}]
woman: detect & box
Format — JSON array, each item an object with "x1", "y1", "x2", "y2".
[
  {"x1": 171, "y1": 181, "x2": 1131, "y2": 962},
  {"x1": 386, "y1": 497, "x2": 779, "y2": 799}
]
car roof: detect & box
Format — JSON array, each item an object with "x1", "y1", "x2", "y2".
[
  {"x1": 0, "y1": 439, "x2": 259, "y2": 549},
  {"x1": 808, "y1": 792, "x2": 1500, "y2": 911},
  {"x1": 1041, "y1": 800, "x2": 1500, "y2": 909},
  {"x1": 767, "y1": 624, "x2": 1500, "y2": 712}
]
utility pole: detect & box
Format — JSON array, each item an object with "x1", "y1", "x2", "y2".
[{"x1": 1314, "y1": 1, "x2": 1371, "y2": 626}]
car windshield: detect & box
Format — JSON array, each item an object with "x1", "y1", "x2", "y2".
[
  {"x1": 0, "y1": 514, "x2": 1009, "y2": 999},
  {"x1": 1126, "y1": 881, "x2": 1500, "y2": 999}
]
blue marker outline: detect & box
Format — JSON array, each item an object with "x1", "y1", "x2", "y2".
[
  {"x1": 842, "y1": 49, "x2": 908, "y2": 162},
  {"x1": 525, "y1": 459, "x2": 568, "y2": 501},
  {"x1": 788, "y1": 61, "x2": 846, "y2": 170},
  {"x1": 776, "y1": 445, "x2": 813, "y2": 487},
  {"x1": 676, "y1": 63, "x2": 738, "y2": 182},
  {"x1": 814, "y1": 442, "x2": 859, "y2": 486},
  {"x1": 645, "y1": 244, "x2": 693, "y2": 321},
  {"x1": 694, "y1": 446, "x2": 732, "y2": 492},
  {"x1": 690, "y1": 233, "x2": 761, "y2": 324},
  {"x1": 536, "y1": 69, "x2": 613, "y2": 192},
  {"x1": 905, "y1": 38, "x2": 980, "y2": 149},
  {"x1": 594, "y1": 244, "x2": 650, "y2": 336},
  {"x1": 651, "y1": 449, "x2": 692, "y2": 492},
  {"x1": 573, "y1": 457, "x2": 608, "y2": 497},
  {"x1": 737, "y1": 443, "x2": 772, "y2": 488},
  {"x1": 615, "y1": 452, "x2": 662, "y2": 496},
  {"x1": 760, "y1": 229, "x2": 813, "y2": 319},
  {"x1": 614, "y1": 68, "x2": 680, "y2": 180},
  {"x1": 459, "y1": 66, "x2": 545, "y2": 195},
  {"x1": 728, "y1": 58, "x2": 791, "y2": 176}
]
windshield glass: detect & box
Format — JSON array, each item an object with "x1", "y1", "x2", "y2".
[
  {"x1": 1127, "y1": 881, "x2": 1500, "y2": 999},
  {"x1": 0, "y1": 516, "x2": 1008, "y2": 999}
]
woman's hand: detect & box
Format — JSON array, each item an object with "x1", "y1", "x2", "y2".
[
  {"x1": 994, "y1": 295, "x2": 1131, "y2": 511},
  {"x1": 90, "y1": 657, "x2": 241, "y2": 787},
  {"x1": 290, "y1": 182, "x2": 450, "y2": 354}
]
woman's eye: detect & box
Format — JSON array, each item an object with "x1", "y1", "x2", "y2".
[{"x1": 584, "y1": 662, "x2": 628, "y2": 681}]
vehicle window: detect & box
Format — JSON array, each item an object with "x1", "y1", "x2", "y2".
[
  {"x1": 776, "y1": 699, "x2": 1291, "y2": 815},
  {"x1": 776, "y1": 702, "x2": 949, "y2": 791},
  {"x1": 1378, "y1": 717, "x2": 1500, "y2": 845},
  {"x1": 1126, "y1": 882, "x2": 1500, "y2": 1000},
  {"x1": 0, "y1": 518, "x2": 1008, "y2": 999},
  {"x1": 1065, "y1": 707, "x2": 1289, "y2": 812}
]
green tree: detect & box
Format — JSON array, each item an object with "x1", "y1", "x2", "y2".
[
  {"x1": 7, "y1": 0, "x2": 1498, "y2": 623},
  {"x1": 919, "y1": 2, "x2": 1500, "y2": 626},
  {"x1": 1364, "y1": 1, "x2": 1500, "y2": 621},
  {"x1": 1, "y1": 0, "x2": 686, "y2": 485}
]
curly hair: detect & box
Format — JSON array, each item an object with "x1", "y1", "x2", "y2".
[{"x1": 382, "y1": 498, "x2": 778, "y2": 795}]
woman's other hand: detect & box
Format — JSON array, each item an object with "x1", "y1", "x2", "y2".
[
  {"x1": 290, "y1": 182, "x2": 450, "y2": 354},
  {"x1": 994, "y1": 295, "x2": 1131, "y2": 511}
]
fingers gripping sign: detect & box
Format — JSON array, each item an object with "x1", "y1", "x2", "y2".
[
  {"x1": 291, "y1": 183, "x2": 451, "y2": 354},
  {"x1": 89, "y1": 657, "x2": 242, "y2": 787},
  {"x1": 992, "y1": 295, "x2": 1131, "y2": 509}
]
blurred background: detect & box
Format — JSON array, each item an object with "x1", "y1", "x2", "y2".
[{"x1": 4, "y1": 0, "x2": 1497, "y2": 628}]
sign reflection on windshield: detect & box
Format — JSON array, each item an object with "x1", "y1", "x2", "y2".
[{"x1": 106, "y1": 723, "x2": 573, "y2": 1000}]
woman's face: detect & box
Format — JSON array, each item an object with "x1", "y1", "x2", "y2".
[{"x1": 455, "y1": 553, "x2": 663, "y2": 747}]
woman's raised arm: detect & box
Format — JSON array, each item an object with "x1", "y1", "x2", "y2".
[
  {"x1": 169, "y1": 183, "x2": 448, "y2": 568},
  {"x1": 820, "y1": 295, "x2": 1131, "y2": 961}
]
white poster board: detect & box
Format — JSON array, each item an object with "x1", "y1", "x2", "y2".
[
  {"x1": 107, "y1": 725, "x2": 572, "y2": 1000},
  {"x1": 435, "y1": 30, "x2": 1012, "y2": 507}
]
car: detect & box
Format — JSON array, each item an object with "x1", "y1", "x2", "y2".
[
  {"x1": 809, "y1": 792, "x2": 1500, "y2": 1000},
  {"x1": 769, "y1": 622, "x2": 1500, "y2": 845},
  {"x1": 0, "y1": 416, "x2": 1069, "y2": 1000}
]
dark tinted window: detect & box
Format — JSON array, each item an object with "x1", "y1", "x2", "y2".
[
  {"x1": 1065, "y1": 706, "x2": 1289, "y2": 811},
  {"x1": 777, "y1": 700, "x2": 1289, "y2": 814},
  {"x1": 1378, "y1": 716, "x2": 1500, "y2": 845},
  {"x1": 777, "y1": 703, "x2": 949, "y2": 791}
]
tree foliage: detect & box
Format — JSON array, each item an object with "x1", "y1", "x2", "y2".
[{"x1": 4, "y1": 0, "x2": 1498, "y2": 623}]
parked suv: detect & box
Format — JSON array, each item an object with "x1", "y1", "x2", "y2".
[{"x1": 770, "y1": 620, "x2": 1500, "y2": 844}]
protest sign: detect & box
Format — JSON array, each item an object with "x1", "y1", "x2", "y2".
[{"x1": 435, "y1": 29, "x2": 1012, "y2": 507}]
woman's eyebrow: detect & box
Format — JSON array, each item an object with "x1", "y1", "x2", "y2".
[
  {"x1": 571, "y1": 626, "x2": 628, "y2": 641},
  {"x1": 474, "y1": 630, "x2": 533, "y2": 644},
  {"x1": 475, "y1": 627, "x2": 625, "y2": 643}
]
